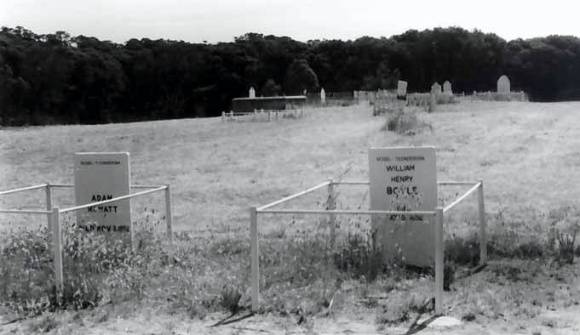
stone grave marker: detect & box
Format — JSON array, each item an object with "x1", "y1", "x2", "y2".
[
  {"x1": 431, "y1": 82, "x2": 442, "y2": 95},
  {"x1": 74, "y1": 152, "x2": 132, "y2": 238},
  {"x1": 443, "y1": 81, "x2": 452, "y2": 95},
  {"x1": 369, "y1": 147, "x2": 437, "y2": 267},
  {"x1": 397, "y1": 80, "x2": 408, "y2": 98},
  {"x1": 497, "y1": 75, "x2": 510, "y2": 94}
]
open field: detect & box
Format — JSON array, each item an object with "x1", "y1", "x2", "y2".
[
  {"x1": 1, "y1": 101, "x2": 580, "y2": 334},
  {"x1": 3, "y1": 101, "x2": 580, "y2": 229}
]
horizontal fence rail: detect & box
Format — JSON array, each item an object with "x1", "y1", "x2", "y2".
[
  {"x1": 256, "y1": 181, "x2": 330, "y2": 211},
  {"x1": 59, "y1": 186, "x2": 166, "y2": 213},
  {"x1": 41, "y1": 184, "x2": 165, "y2": 189},
  {"x1": 0, "y1": 184, "x2": 168, "y2": 214},
  {"x1": 259, "y1": 208, "x2": 437, "y2": 216},
  {"x1": 0, "y1": 183, "x2": 48, "y2": 196},
  {"x1": 334, "y1": 180, "x2": 480, "y2": 186},
  {"x1": 250, "y1": 179, "x2": 487, "y2": 316},
  {"x1": 0, "y1": 209, "x2": 52, "y2": 215},
  {"x1": 443, "y1": 182, "x2": 481, "y2": 213}
]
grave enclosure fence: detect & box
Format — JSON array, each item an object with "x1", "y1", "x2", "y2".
[
  {"x1": 0, "y1": 183, "x2": 174, "y2": 302},
  {"x1": 250, "y1": 179, "x2": 487, "y2": 315}
]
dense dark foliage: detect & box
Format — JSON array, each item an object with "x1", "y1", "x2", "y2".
[{"x1": 2, "y1": 26, "x2": 580, "y2": 125}]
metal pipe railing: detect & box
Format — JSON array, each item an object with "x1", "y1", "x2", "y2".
[
  {"x1": 250, "y1": 179, "x2": 487, "y2": 316},
  {"x1": 59, "y1": 186, "x2": 166, "y2": 213},
  {"x1": 256, "y1": 181, "x2": 330, "y2": 211},
  {"x1": 443, "y1": 182, "x2": 481, "y2": 213},
  {"x1": 0, "y1": 184, "x2": 48, "y2": 196}
]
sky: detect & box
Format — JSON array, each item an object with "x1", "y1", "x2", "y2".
[{"x1": 2, "y1": 0, "x2": 580, "y2": 44}]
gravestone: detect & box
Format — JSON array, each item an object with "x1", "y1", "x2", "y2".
[
  {"x1": 497, "y1": 75, "x2": 510, "y2": 94},
  {"x1": 249, "y1": 87, "x2": 256, "y2": 98},
  {"x1": 397, "y1": 80, "x2": 408, "y2": 98},
  {"x1": 320, "y1": 87, "x2": 326, "y2": 105},
  {"x1": 74, "y1": 152, "x2": 132, "y2": 238},
  {"x1": 369, "y1": 147, "x2": 437, "y2": 267},
  {"x1": 443, "y1": 81, "x2": 452, "y2": 95},
  {"x1": 431, "y1": 82, "x2": 442, "y2": 95}
]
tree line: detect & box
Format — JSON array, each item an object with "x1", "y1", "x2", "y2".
[{"x1": 1, "y1": 26, "x2": 580, "y2": 126}]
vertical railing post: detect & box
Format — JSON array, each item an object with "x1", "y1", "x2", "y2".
[
  {"x1": 327, "y1": 180, "x2": 336, "y2": 248},
  {"x1": 434, "y1": 208, "x2": 444, "y2": 315},
  {"x1": 45, "y1": 183, "x2": 52, "y2": 228},
  {"x1": 165, "y1": 184, "x2": 173, "y2": 244},
  {"x1": 51, "y1": 207, "x2": 63, "y2": 304},
  {"x1": 250, "y1": 207, "x2": 259, "y2": 312},
  {"x1": 478, "y1": 181, "x2": 487, "y2": 265}
]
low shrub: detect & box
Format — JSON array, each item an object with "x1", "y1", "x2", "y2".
[
  {"x1": 383, "y1": 109, "x2": 432, "y2": 135},
  {"x1": 0, "y1": 221, "x2": 169, "y2": 316},
  {"x1": 333, "y1": 232, "x2": 386, "y2": 281},
  {"x1": 445, "y1": 234, "x2": 480, "y2": 266},
  {"x1": 557, "y1": 232, "x2": 576, "y2": 264}
]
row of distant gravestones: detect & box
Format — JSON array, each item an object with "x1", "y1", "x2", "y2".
[
  {"x1": 357, "y1": 74, "x2": 511, "y2": 100},
  {"x1": 245, "y1": 75, "x2": 511, "y2": 105},
  {"x1": 426, "y1": 75, "x2": 511, "y2": 95}
]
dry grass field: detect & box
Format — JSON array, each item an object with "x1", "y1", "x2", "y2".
[{"x1": 1, "y1": 101, "x2": 580, "y2": 334}]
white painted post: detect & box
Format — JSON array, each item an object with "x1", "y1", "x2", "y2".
[
  {"x1": 434, "y1": 208, "x2": 444, "y2": 315},
  {"x1": 250, "y1": 207, "x2": 259, "y2": 312},
  {"x1": 45, "y1": 183, "x2": 52, "y2": 227},
  {"x1": 478, "y1": 181, "x2": 487, "y2": 265},
  {"x1": 51, "y1": 207, "x2": 64, "y2": 304},
  {"x1": 165, "y1": 184, "x2": 173, "y2": 244},
  {"x1": 327, "y1": 180, "x2": 336, "y2": 248}
]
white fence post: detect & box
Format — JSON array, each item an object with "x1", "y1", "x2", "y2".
[
  {"x1": 478, "y1": 181, "x2": 487, "y2": 265},
  {"x1": 51, "y1": 207, "x2": 64, "y2": 304},
  {"x1": 165, "y1": 184, "x2": 173, "y2": 244},
  {"x1": 435, "y1": 208, "x2": 444, "y2": 315},
  {"x1": 45, "y1": 183, "x2": 52, "y2": 227},
  {"x1": 327, "y1": 179, "x2": 336, "y2": 248},
  {"x1": 250, "y1": 207, "x2": 259, "y2": 312}
]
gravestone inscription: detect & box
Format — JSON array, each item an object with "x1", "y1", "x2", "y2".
[
  {"x1": 369, "y1": 147, "x2": 437, "y2": 267},
  {"x1": 74, "y1": 152, "x2": 132, "y2": 236}
]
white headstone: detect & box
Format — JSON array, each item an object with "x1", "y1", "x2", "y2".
[
  {"x1": 74, "y1": 152, "x2": 132, "y2": 236},
  {"x1": 249, "y1": 87, "x2": 256, "y2": 98},
  {"x1": 497, "y1": 75, "x2": 510, "y2": 93},
  {"x1": 431, "y1": 82, "x2": 442, "y2": 95},
  {"x1": 443, "y1": 81, "x2": 452, "y2": 95},
  {"x1": 369, "y1": 147, "x2": 437, "y2": 267},
  {"x1": 320, "y1": 88, "x2": 326, "y2": 104},
  {"x1": 397, "y1": 80, "x2": 408, "y2": 97}
]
